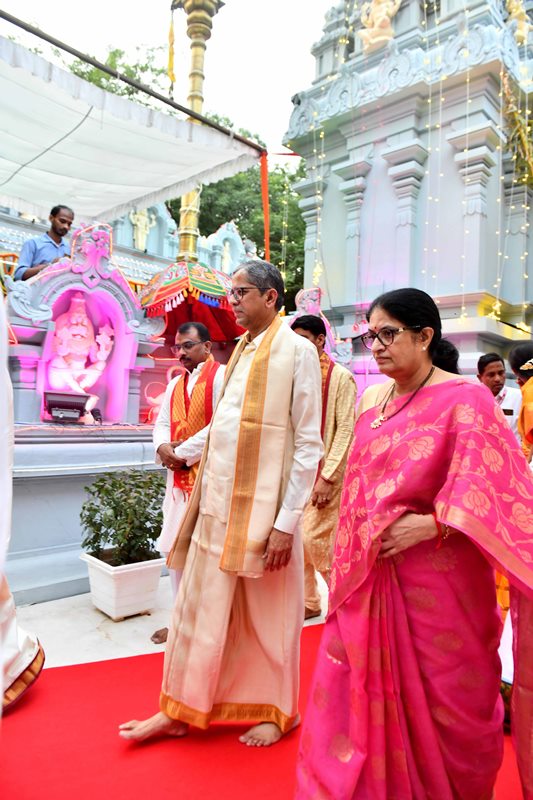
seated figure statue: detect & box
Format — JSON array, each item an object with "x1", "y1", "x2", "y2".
[{"x1": 47, "y1": 292, "x2": 114, "y2": 422}]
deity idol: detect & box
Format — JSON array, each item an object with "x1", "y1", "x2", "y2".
[
  {"x1": 359, "y1": 0, "x2": 402, "y2": 53},
  {"x1": 47, "y1": 293, "x2": 114, "y2": 421}
]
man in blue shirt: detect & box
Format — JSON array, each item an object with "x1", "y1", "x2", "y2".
[{"x1": 14, "y1": 205, "x2": 74, "y2": 281}]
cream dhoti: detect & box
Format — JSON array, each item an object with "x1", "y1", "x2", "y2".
[{"x1": 161, "y1": 514, "x2": 303, "y2": 730}]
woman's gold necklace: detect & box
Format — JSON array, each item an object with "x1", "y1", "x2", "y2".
[{"x1": 370, "y1": 366, "x2": 436, "y2": 429}]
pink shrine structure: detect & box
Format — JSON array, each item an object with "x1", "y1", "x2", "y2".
[
  {"x1": 6, "y1": 224, "x2": 164, "y2": 426},
  {"x1": 4, "y1": 225, "x2": 169, "y2": 603}
]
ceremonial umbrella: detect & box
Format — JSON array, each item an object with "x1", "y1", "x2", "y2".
[{"x1": 140, "y1": 261, "x2": 244, "y2": 342}]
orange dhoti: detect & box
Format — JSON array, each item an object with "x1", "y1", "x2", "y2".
[{"x1": 160, "y1": 511, "x2": 304, "y2": 732}]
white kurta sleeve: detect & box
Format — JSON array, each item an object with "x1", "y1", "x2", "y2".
[
  {"x1": 274, "y1": 341, "x2": 323, "y2": 534},
  {"x1": 152, "y1": 377, "x2": 180, "y2": 463},
  {"x1": 174, "y1": 364, "x2": 226, "y2": 466}
]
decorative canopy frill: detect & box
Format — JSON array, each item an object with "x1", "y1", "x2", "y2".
[{"x1": 140, "y1": 261, "x2": 244, "y2": 342}]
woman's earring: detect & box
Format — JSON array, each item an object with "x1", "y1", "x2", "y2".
[{"x1": 422, "y1": 346, "x2": 427, "y2": 351}]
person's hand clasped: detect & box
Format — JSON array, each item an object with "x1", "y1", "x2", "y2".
[
  {"x1": 157, "y1": 443, "x2": 185, "y2": 471},
  {"x1": 263, "y1": 528, "x2": 293, "y2": 571},
  {"x1": 311, "y1": 476, "x2": 334, "y2": 509},
  {"x1": 379, "y1": 513, "x2": 438, "y2": 558}
]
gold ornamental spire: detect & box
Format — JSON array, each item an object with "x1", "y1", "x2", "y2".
[{"x1": 172, "y1": 0, "x2": 225, "y2": 260}]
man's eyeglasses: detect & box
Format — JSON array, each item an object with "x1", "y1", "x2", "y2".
[
  {"x1": 227, "y1": 286, "x2": 267, "y2": 301},
  {"x1": 170, "y1": 341, "x2": 203, "y2": 355},
  {"x1": 359, "y1": 326, "x2": 422, "y2": 350}
]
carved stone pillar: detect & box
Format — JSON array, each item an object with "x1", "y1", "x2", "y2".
[
  {"x1": 294, "y1": 174, "x2": 328, "y2": 289},
  {"x1": 447, "y1": 123, "x2": 500, "y2": 291},
  {"x1": 9, "y1": 350, "x2": 42, "y2": 422},
  {"x1": 126, "y1": 367, "x2": 143, "y2": 424},
  {"x1": 333, "y1": 157, "x2": 372, "y2": 305},
  {"x1": 382, "y1": 140, "x2": 428, "y2": 285},
  {"x1": 210, "y1": 243, "x2": 223, "y2": 272},
  {"x1": 500, "y1": 153, "x2": 532, "y2": 305}
]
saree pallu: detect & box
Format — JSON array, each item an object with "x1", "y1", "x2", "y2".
[{"x1": 297, "y1": 379, "x2": 533, "y2": 800}]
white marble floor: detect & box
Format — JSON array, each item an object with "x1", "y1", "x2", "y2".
[{"x1": 15, "y1": 575, "x2": 327, "y2": 668}]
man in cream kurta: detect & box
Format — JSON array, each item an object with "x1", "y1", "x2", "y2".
[
  {"x1": 291, "y1": 315, "x2": 357, "y2": 619},
  {"x1": 120, "y1": 260, "x2": 322, "y2": 747}
]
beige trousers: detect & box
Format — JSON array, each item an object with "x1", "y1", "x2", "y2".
[{"x1": 304, "y1": 558, "x2": 329, "y2": 614}]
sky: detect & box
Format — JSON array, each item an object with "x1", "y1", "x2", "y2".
[{"x1": 0, "y1": 0, "x2": 337, "y2": 154}]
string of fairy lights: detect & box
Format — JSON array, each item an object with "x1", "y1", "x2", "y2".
[
  {"x1": 420, "y1": 1, "x2": 446, "y2": 299},
  {"x1": 278, "y1": 171, "x2": 290, "y2": 283},
  {"x1": 517, "y1": 37, "x2": 531, "y2": 333},
  {"x1": 459, "y1": 4, "x2": 471, "y2": 321},
  {"x1": 490, "y1": 44, "x2": 532, "y2": 331},
  {"x1": 287, "y1": 1, "x2": 531, "y2": 336},
  {"x1": 305, "y1": 0, "x2": 359, "y2": 306},
  {"x1": 490, "y1": 63, "x2": 506, "y2": 320}
]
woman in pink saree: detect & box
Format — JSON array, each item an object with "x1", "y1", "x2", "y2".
[{"x1": 296, "y1": 289, "x2": 533, "y2": 800}]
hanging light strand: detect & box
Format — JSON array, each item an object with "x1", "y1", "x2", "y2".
[
  {"x1": 421, "y1": 1, "x2": 434, "y2": 288},
  {"x1": 459, "y1": 4, "x2": 471, "y2": 320},
  {"x1": 278, "y1": 170, "x2": 290, "y2": 282},
  {"x1": 430, "y1": 2, "x2": 445, "y2": 295}
]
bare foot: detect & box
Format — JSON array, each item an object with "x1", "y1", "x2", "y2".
[
  {"x1": 119, "y1": 711, "x2": 188, "y2": 741},
  {"x1": 239, "y1": 714, "x2": 300, "y2": 747},
  {"x1": 151, "y1": 627, "x2": 168, "y2": 644}
]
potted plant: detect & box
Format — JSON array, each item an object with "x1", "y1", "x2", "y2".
[{"x1": 80, "y1": 469, "x2": 166, "y2": 621}]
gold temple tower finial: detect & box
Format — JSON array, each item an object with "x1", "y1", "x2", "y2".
[{"x1": 172, "y1": 0, "x2": 225, "y2": 261}]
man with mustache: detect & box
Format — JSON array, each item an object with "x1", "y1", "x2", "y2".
[
  {"x1": 151, "y1": 321, "x2": 224, "y2": 644},
  {"x1": 477, "y1": 352, "x2": 522, "y2": 444}
]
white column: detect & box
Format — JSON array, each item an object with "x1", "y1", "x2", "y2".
[
  {"x1": 447, "y1": 123, "x2": 500, "y2": 292},
  {"x1": 382, "y1": 139, "x2": 428, "y2": 286},
  {"x1": 334, "y1": 158, "x2": 372, "y2": 305},
  {"x1": 500, "y1": 154, "x2": 532, "y2": 309},
  {"x1": 294, "y1": 174, "x2": 328, "y2": 289}
]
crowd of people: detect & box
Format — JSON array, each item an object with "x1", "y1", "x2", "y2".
[
  {"x1": 118, "y1": 264, "x2": 533, "y2": 798},
  {"x1": 2, "y1": 251, "x2": 533, "y2": 798}
]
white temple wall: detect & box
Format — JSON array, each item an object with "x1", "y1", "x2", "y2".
[{"x1": 287, "y1": 1, "x2": 532, "y2": 382}]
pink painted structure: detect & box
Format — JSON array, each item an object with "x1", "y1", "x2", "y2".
[{"x1": 6, "y1": 225, "x2": 164, "y2": 424}]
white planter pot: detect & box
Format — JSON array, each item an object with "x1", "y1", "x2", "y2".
[{"x1": 80, "y1": 552, "x2": 165, "y2": 621}]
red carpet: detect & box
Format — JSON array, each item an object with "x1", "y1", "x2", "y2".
[{"x1": 0, "y1": 625, "x2": 522, "y2": 800}]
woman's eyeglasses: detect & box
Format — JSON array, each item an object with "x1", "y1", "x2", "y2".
[{"x1": 359, "y1": 326, "x2": 422, "y2": 350}]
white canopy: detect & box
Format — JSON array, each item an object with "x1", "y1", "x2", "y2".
[{"x1": 0, "y1": 37, "x2": 260, "y2": 221}]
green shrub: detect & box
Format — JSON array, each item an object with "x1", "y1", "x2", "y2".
[{"x1": 80, "y1": 470, "x2": 166, "y2": 566}]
